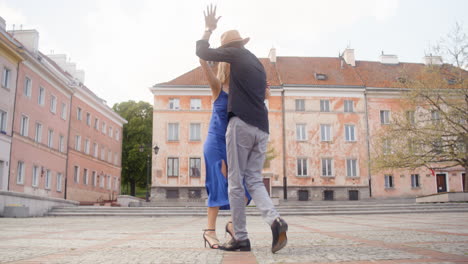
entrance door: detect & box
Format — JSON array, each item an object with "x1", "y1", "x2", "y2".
[
  {"x1": 262, "y1": 178, "x2": 270, "y2": 196},
  {"x1": 436, "y1": 173, "x2": 447, "y2": 193}
]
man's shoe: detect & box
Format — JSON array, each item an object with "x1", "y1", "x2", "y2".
[
  {"x1": 271, "y1": 217, "x2": 288, "y2": 253},
  {"x1": 219, "y1": 238, "x2": 251, "y2": 251}
]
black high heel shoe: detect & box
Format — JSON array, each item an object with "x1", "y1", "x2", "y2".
[
  {"x1": 225, "y1": 221, "x2": 234, "y2": 238},
  {"x1": 203, "y1": 229, "x2": 219, "y2": 249}
]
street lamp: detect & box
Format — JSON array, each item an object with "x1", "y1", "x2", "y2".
[{"x1": 139, "y1": 144, "x2": 159, "y2": 202}]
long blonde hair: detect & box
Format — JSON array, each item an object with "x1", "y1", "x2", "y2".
[{"x1": 216, "y1": 62, "x2": 230, "y2": 84}]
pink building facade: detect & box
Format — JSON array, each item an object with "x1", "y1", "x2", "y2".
[
  {"x1": 150, "y1": 48, "x2": 466, "y2": 201},
  {"x1": 0, "y1": 23, "x2": 126, "y2": 203}
]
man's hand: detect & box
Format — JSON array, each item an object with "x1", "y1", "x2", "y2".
[{"x1": 204, "y1": 4, "x2": 221, "y2": 32}]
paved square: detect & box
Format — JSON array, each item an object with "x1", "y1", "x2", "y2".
[{"x1": 1, "y1": 213, "x2": 467, "y2": 264}]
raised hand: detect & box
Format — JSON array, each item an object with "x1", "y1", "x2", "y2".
[{"x1": 204, "y1": 4, "x2": 221, "y2": 31}]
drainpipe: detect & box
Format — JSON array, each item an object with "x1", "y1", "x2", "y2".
[
  {"x1": 364, "y1": 90, "x2": 372, "y2": 197},
  {"x1": 64, "y1": 89, "x2": 74, "y2": 199},
  {"x1": 7, "y1": 58, "x2": 22, "y2": 191},
  {"x1": 281, "y1": 89, "x2": 287, "y2": 200}
]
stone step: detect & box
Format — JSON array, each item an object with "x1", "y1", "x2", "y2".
[{"x1": 47, "y1": 207, "x2": 468, "y2": 217}]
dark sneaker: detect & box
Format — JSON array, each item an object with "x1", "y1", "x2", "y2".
[
  {"x1": 219, "y1": 238, "x2": 251, "y2": 251},
  {"x1": 271, "y1": 217, "x2": 288, "y2": 253}
]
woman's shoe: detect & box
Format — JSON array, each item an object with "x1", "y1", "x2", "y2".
[
  {"x1": 225, "y1": 221, "x2": 234, "y2": 238},
  {"x1": 203, "y1": 229, "x2": 219, "y2": 249}
]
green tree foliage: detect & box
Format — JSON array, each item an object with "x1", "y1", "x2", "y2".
[{"x1": 113, "y1": 101, "x2": 153, "y2": 196}]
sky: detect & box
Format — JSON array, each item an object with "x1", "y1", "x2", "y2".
[{"x1": 1, "y1": 0, "x2": 467, "y2": 107}]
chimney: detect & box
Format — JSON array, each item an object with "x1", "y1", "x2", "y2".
[
  {"x1": 8, "y1": 29, "x2": 39, "y2": 53},
  {"x1": 268, "y1": 47, "x2": 276, "y2": 63},
  {"x1": 423, "y1": 55, "x2": 443, "y2": 65},
  {"x1": 380, "y1": 52, "x2": 399, "y2": 64},
  {"x1": 0, "y1": 17, "x2": 6, "y2": 31},
  {"x1": 47, "y1": 53, "x2": 85, "y2": 83},
  {"x1": 343, "y1": 48, "x2": 355, "y2": 67}
]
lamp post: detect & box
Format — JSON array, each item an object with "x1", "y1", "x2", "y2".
[{"x1": 139, "y1": 144, "x2": 159, "y2": 202}]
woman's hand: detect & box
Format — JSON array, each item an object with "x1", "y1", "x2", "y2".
[{"x1": 204, "y1": 4, "x2": 221, "y2": 32}]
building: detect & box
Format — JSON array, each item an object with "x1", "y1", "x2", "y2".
[
  {"x1": 0, "y1": 17, "x2": 126, "y2": 203},
  {"x1": 0, "y1": 17, "x2": 24, "y2": 191},
  {"x1": 150, "y1": 48, "x2": 466, "y2": 202}
]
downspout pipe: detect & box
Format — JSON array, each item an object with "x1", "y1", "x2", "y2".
[{"x1": 364, "y1": 90, "x2": 372, "y2": 197}]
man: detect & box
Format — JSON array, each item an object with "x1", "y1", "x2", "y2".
[{"x1": 195, "y1": 5, "x2": 288, "y2": 253}]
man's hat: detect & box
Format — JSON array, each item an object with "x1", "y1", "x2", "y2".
[{"x1": 220, "y1": 30, "x2": 250, "y2": 48}]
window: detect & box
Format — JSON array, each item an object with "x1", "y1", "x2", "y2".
[
  {"x1": 32, "y1": 165, "x2": 39, "y2": 187},
  {"x1": 189, "y1": 123, "x2": 201, "y2": 141},
  {"x1": 38, "y1": 87, "x2": 45, "y2": 105},
  {"x1": 61, "y1": 103, "x2": 67, "y2": 120},
  {"x1": 59, "y1": 135, "x2": 65, "y2": 153},
  {"x1": 406, "y1": 111, "x2": 415, "y2": 125},
  {"x1": 384, "y1": 174, "x2": 394, "y2": 188},
  {"x1": 167, "y1": 157, "x2": 179, "y2": 177},
  {"x1": 101, "y1": 146, "x2": 106, "y2": 160},
  {"x1": 92, "y1": 171, "x2": 97, "y2": 187},
  {"x1": 114, "y1": 152, "x2": 118, "y2": 165},
  {"x1": 431, "y1": 110, "x2": 441, "y2": 124},
  {"x1": 86, "y1": 113, "x2": 91, "y2": 126},
  {"x1": 344, "y1": 100, "x2": 354, "y2": 113},
  {"x1": 77, "y1": 107, "x2": 82, "y2": 120},
  {"x1": 75, "y1": 135, "x2": 81, "y2": 151},
  {"x1": 189, "y1": 189, "x2": 201, "y2": 199},
  {"x1": 84, "y1": 139, "x2": 90, "y2": 154},
  {"x1": 114, "y1": 176, "x2": 118, "y2": 190},
  {"x1": 166, "y1": 190, "x2": 179, "y2": 199},
  {"x1": 380, "y1": 110, "x2": 390, "y2": 124},
  {"x1": 20, "y1": 115, "x2": 29, "y2": 136},
  {"x1": 100, "y1": 175, "x2": 105, "y2": 188},
  {"x1": 116, "y1": 130, "x2": 120, "y2": 141},
  {"x1": 109, "y1": 127, "x2": 113, "y2": 137},
  {"x1": 189, "y1": 158, "x2": 201, "y2": 177},
  {"x1": 190, "y1": 99, "x2": 201, "y2": 110},
  {"x1": 411, "y1": 174, "x2": 420, "y2": 188},
  {"x1": 47, "y1": 129, "x2": 54, "y2": 148},
  {"x1": 168, "y1": 123, "x2": 179, "y2": 141},
  {"x1": 320, "y1": 100, "x2": 330, "y2": 112},
  {"x1": 321, "y1": 158, "x2": 333, "y2": 177},
  {"x1": 57, "y1": 173, "x2": 62, "y2": 192},
  {"x1": 433, "y1": 140, "x2": 443, "y2": 154},
  {"x1": 50, "y1": 95, "x2": 57, "y2": 113},
  {"x1": 34, "y1": 123, "x2": 43, "y2": 143},
  {"x1": 297, "y1": 158, "x2": 308, "y2": 176},
  {"x1": 320, "y1": 124, "x2": 331, "y2": 142},
  {"x1": 296, "y1": 124, "x2": 306, "y2": 141},
  {"x1": 94, "y1": 118, "x2": 99, "y2": 129},
  {"x1": 323, "y1": 190, "x2": 334, "y2": 201},
  {"x1": 24, "y1": 77, "x2": 32, "y2": 97},
  {"x1": 345, "y1": 124, "x2": 356, "y2": 142},
  {"x1": 108, "y1": 150, "x2": 112, "y2": 163},
  {"x1": 346, "y1": 159, "x2": 358, "y2": 177},
  {"x1": 168, "y1": 98, "x2": 180, "y2": 110},
  {"x1": 2, "y1": 67, "x2": 11, "y2": 88},
  {"x1": 102, "y1": 122, "x2": 106, "y2": 134},
  {"x1": 93, "y1": 143, "x2": 98, "y2": 158},
  {"x1": 0, "y1": 110, "x2": 7, "y2": 132},
  {"x1": 83, "y1": 168, "x2": 88, "y2": 185},
  {"x1": 107, "y1": 175, "x2": 111, "y2": 189},
  {"x1": 45, "y1": 170, "x2": 51, "y2": 189},
  {"x1": 383, "y1": 139, "x2": 392, "y2": 155},
  {"x1": 295, "y1": 99, "x2": 305, "y2": 111},
  {"x1": 17, "y1": 161, "x2": 25, "y2": 184},
  {"x1": 74, "y1": 166, "x2": 80, "y2": 183}
]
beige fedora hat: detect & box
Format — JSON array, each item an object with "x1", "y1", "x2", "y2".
[{"x1": 220, "y1": 30, "x2": 250, "y2": 48}]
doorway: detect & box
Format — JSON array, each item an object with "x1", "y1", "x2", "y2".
[
  {"x1": 436, "y1": 173, "x2": 447, "y2": 193},
  {"x1": 262, "y1": 178, "x2": 271, "y2": 196},
  {"x1": 0, "y1": 160, "x2": 3, "y2": 190},
  {"x1": 462, "y1": 173, "x2": 466, "y2": 192}
]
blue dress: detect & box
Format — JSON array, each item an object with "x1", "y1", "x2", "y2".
[{"x1": 204, "y1": 90, "x2": 251, "y2": 210}]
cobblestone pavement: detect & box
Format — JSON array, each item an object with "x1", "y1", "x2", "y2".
[{"x1": 1, "y1": 213, "x2": 467, "y2": 264}]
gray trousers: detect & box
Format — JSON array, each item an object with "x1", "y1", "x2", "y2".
[{"x1": 226, "y1": 117, "x2": 280, "y2": 241}]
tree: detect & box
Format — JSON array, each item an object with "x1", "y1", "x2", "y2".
[
  {"x1": 113, "y1": 101, "x2": 153, "y2": 196},
  {"x1": 372, "y1": 23, "x2": 468, "y2": 191}
]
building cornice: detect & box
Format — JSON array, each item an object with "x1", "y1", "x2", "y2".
[{"x1": 74, "y1": 88, "x2": 127, "y2": 126}]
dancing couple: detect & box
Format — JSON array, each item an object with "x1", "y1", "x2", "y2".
[{"x1": 196, "y1": 5, "x2": 288, "y2": 253}]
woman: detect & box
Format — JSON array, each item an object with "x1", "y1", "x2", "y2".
[{"x1": 200, "y1": 59, "x2": 270, "y2": 249}]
